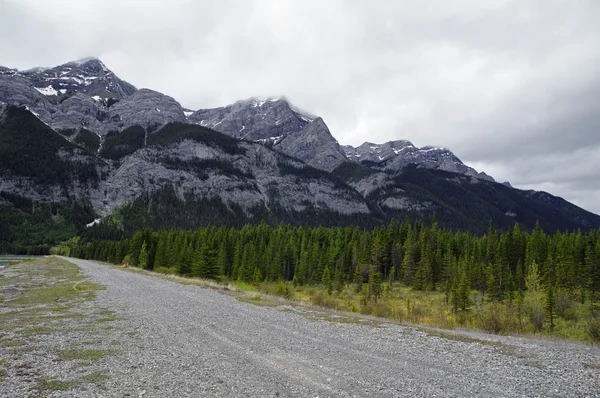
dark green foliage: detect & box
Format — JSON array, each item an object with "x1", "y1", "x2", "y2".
[
  {"x1": 545, "y1": 284, "x2": 556, "y2": 329},
  {"x1": 147, "y1": 123, "x2": 246, "y2": 155},
  {"x1": 0, "y1": 194, "x2": 95, "y2": 250},
  {"x1": 368, "y1": 266, "x2": 382, "y2": 302},
  {"x1": 332, "y1": 161, "x2": 378, "y2": 182},
  {"x1": 81, "y1": 186, "x2": 382, "y2": 241},
  {"x1": 159, "y1": 157, "x2": 254, "y2": 180},
  {"x1": 99, "y1": 125, "x2": 146, "y2": 160},
  {"x1": 376, "y1": 165, "x2": 600, "y2": 234},
  {"x1": 73, "y1": 129, "x2": 100, "y2": 153},
  {"x1": 69, "y1": 217, "x2": 600, "y2": 326},
  {"x1": 322, "y1": 265, "x2": 332, "y2": 294},
  {"x1": 0, "y1": 105, "x2": 99, "y2": 186}
]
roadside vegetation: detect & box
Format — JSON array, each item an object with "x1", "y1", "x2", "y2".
[
  {"x1": 63, "y1": 219, "x2": 600, "y2": 343},
  {"x1": 0, "y1": 257, "x2": 120, "y2": 394}
]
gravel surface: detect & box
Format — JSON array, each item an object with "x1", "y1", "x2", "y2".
[{"x1": 5, "y1": 257, "x2": 600, "y2": 397}]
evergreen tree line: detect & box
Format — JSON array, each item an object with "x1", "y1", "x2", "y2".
[{"x1": 68, "y1": 219, "x2": 600, "y2": 306}]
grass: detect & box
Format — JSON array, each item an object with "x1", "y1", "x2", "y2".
[
  {"x1": 23, "y1": 326, "x2": 53, "y2": 336},
  {"x1": 235, "y1": 294, "x2": 282, "y2": 307},
  {"x1": 0, "y1": 256, "x2": 119, "y2": 391},
  {"x1": 1, "y1": 339, "x2": 25, "y2": 347},
  {"x1": 59, "y1": 348, "x2": 115, "y2": 361},
  {"x1": 36, "y1": 377, "x2": 77, "y2": 392},
  {"x1": 95, "y1": 314, "x2": 117, "y2": 323},
  {"x1": 82, "y1": 370, "x2": 110, "y2": 384}
]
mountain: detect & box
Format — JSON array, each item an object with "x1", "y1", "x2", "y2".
[
  {"x1": 1, "y1": 58, "x2": 599, "y2": 241},
  {"x1": 343, "y1": 140, "x2": 494, "y2": 181},
  {"x1": 187, "y1": 96, "x2": 314, "y2": 140},
  {"x1": 0, "y1": 58, "x2": 185, "y2": 135},
  {"x1": 0, "y1": 105, "x2": 370, "y2": 227},
  {"x1": 0, "y1": 57, "x2": 136, "y2": 99},
  {"x1": 271, "y1": 117, "x2": 348, "y2": 172}
]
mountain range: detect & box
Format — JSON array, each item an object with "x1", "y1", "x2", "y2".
[{"x1": 1, "y1": 57, "x2": 598, "y2": 241}]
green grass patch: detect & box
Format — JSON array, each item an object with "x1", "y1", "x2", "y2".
[
  {"x1": 36, "y1": 377, "x2": 77, "y2": 392},
  {"x1": 23, "y1": 326, "x2": 53, "y2": 335},
  {"x1": 235, "y1": 294, "x2": 282, "y2": 307},
  {"x1": 59, "y1": 348, "x2": 116, "y2": 362},
  {"x1": 1, "y1": 338, "x2": 25, "y2": 347},
  {"x1": 524, "y1": 360, "x2": 546, "y2": 369},
  {"x1": 82, "y1": 370, "x2": 110, "y2": 384},
  {"x1": 0, "y1": 368, "x2": 6, "y2": 379}
]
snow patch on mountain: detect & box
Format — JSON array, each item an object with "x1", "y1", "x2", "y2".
[{"x1": 34, "y1": 85, "x2": 58, "y2": 96}]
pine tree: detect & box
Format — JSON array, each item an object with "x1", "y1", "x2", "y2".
[
  {"x1": 525, "y1": 261, "x2": 544, "y2": 331},
  {"x1": 322, "y1": 265, "x2": 332, "y2": 295},
  {"x1": 545, "y1": 283, "x2": 556, "y2": 330},
  {"x1": 333, "y1": 267, "x2": 343, "y2": 293},
  {"x1": 388, "y1": 266, "x2": 395, "y2": 288},
  {"x1": 154, "y1": 234, "x2": 167, "y2": 269},
  {"x1": 353, "y1": 262, "x2": 363, "y2": 293},
  {"x1": 457, "y1": 269, "x2": 470, "y2": 311},
  {"x1": 368, "y1": 266, "x2": 382, "y2": 303},
  {"x1": 139, "y1": 241, "x2": 149, "y2": 269},
  {"x1": 128, "y1": 231, "x2": 144, "y2": 266},
  {"x1": 252, "y1": 267, "x2": 262, "y2": 286}
]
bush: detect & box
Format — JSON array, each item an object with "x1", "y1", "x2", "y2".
[
  {"x1": 262, "y1": 281, "x2": 294, "y2": 300},
  {"x1": 361, "y1": 302, "x2": 393, "y2": 318},
  {"x1": 311, "y1": 291, "x2": 337, "y2": 308},
  {"x1": 154, "y1": 266, "x2": 176, "y2": 275},
  {"x1": 585, "y1": 318, "x2": 600, "y2": 344},
  {"x1": 475, "y1": 303, "x2": 519, "y2": 335}
]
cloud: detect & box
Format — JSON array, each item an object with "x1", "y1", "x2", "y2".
[{"x1": 1, "y1": 0, "x2": 599, "y2": 214}]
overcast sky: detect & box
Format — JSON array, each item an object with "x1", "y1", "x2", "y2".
[{"x1": 1, "y1": 0, "x2": 599, "y2": 215}]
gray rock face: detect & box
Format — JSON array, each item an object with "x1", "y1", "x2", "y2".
[
  {"x1": 273, "y1": 118, "x2": 348, "y2": 172},
  {"x1": 344, "y1": 141, "x2": 495, "y2": 182},
  {"x1": 0, "y1": 107, "x2": 369, "y2": 218},
  {"x1": 93, "y1": 139, "x2": 368, "y2": 216},
  {"x1": 188, "y1": 97, "x2": 313, "y2": 140},
  {"x1": 12, "y1": 57, "x2": 136, "y2": 99},
  {"x1": 0, "y1": 58, "x2": 187, "y2": 135},
  {"x1": 0, "y1": 75, "x2": 55, "y2": 121},
  {"x1": 104, "y1": 89, "x2": 187, "y2": 134}
]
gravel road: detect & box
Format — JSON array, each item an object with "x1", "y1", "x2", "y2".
[{"x1": 51, "y1": 257, "x2": 600, "y2": 397}]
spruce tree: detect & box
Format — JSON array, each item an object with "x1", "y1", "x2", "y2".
[
  {"x1": 322, "y1": 265, "x2": 332, "y2": 295},
  {"x1": 368, "y1": 266, "x2": 382, "y2": 303},
  {"x1": 139, "y1": 241, "x2": 149, "y2": 269},
  {"x1": 545, "y1": 283, "x2": 556, "y2": 330}
]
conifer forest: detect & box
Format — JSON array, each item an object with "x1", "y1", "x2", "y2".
[{"x1": 65, "y1": 219, "x2": 600, "y2": 341}]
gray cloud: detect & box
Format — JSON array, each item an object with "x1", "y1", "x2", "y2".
[{"x1": 1, "y1": 0, "x2": 599, "y2": 215}]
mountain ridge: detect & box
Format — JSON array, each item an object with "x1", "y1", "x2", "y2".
[{"x1": 0, "y1": 58, "x2": 598, "y2": 239}]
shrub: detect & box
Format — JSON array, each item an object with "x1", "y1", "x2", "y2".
[
  {"x1": 475, "y1": 303, "x2": 519, "y2": 335},
  {"x1": 585, "y1": 317, "x2": 600, "y2": 344}
]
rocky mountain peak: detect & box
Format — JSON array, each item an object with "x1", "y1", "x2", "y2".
[
  {"x1": 188, "y1": 96, "x2": 314, "y2": 141},
  {"x1": 343, "y1": 139, "x2": 494, "y2": 182},
  {"x1": 273, "y1": 117, "x2": 348, "y2": 172},
  {"x1": 15, "y1": 57, "x2": 137, "y2": 100}
]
